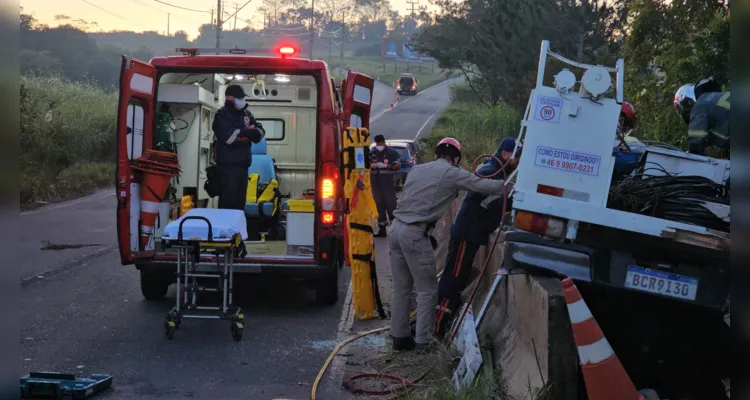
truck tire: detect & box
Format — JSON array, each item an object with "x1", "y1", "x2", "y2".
[
  {"x1": 140, "y1": 271, "x2": 169, "y2": 301},
  {"x1": 314, "y1": 271, "x2": 340, "y2": 305}
]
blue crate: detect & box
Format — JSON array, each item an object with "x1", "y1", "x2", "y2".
[{"x1": 20, "y1": 372, "x2": 113, "y2": 399}]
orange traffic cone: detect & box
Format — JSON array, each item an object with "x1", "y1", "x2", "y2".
[
  {"x1": 132, "y1": 150, "x2": 180, "y2": 250},
  {"x1": 561, "y1": 277, "x2": 645, "y2": 400}
]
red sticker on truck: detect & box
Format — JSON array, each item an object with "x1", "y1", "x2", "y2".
[{"x1": 534, "y1": 146, "x2": 601, "y2": 176}]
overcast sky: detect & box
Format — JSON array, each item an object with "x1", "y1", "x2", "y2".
[{"x1": 21, "y1": 0, "x2": 425, "y2": 39}]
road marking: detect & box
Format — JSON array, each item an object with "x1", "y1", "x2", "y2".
[
  {"x1": 414, "y1": 108, "x2": 442, "y2": 139},
  {"x1": 21, "y1": 190, "x2": 115, "y2": 216},
  {"x1": 336, "y1": 282, "x2": 355, "y2": 335}
]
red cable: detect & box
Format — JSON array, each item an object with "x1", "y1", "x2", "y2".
[{"x1": 448, "y1": 153, "x2": 510, "y2": 343}]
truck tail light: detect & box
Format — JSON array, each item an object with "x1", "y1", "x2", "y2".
[
  {"x1": 514, "y1": 211, "x2": 566, "y2": 238},
  {"x1": 412, "y1": 82, "x2": 417, "y2": 88}
]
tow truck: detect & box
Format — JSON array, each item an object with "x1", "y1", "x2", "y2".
[
  {"x1": 504, "y1": 41, "x2": 730, "y2": 399},
  {"x1": 115, "y1": 45, "x2": 375, "y2": 305}
]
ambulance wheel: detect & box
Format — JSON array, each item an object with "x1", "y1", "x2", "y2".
[
  {"x1": 141, "y1": 271, "x2": 168, "y2": 301},
  {"x1": 314, "y1": 272, "x2": 340, "y2": 306}
]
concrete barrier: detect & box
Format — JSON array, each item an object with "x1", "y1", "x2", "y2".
[{"x1": 436, "y1": 198, "x2": 580, "y2": 399}]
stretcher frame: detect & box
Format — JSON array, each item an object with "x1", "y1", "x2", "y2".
[{"x1": 160, "y1": 216, "x2": 245, "y2": 341}]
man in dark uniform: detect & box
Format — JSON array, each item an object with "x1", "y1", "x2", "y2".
[
  {"x1": 212, "y1": 84, "x2": 266, "y2": 209},
  {"x1": 434, "y1": 137, "x2": 521, "y2": 338},
  {"x1": 370, "y1": 134, "x2": 401, "y2": 237},
  {"x1": 674, "y1": 77, "x2": 730, "y2": 157}
]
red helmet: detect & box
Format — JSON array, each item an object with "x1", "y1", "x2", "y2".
[
  {"x1": 435, "y1": 137, "x2": 462, "y2": 162},
  {"x1": 620, "y1": 101, "x2": 636, "y2": 130}
]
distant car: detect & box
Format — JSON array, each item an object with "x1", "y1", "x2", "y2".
[
  {"x1": 396, "y1": 73, "x2": 418, "y2": 95},
  {"x1": 370, "y1": 139, "x2": 424, "y2": 189}
]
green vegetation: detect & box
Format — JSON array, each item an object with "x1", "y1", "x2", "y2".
[
  {"x1": 424, "y1": 84, "x2": 522, "y2": 170},
  {"x1": 419, "y1": 0, "x2": 730, "y2": 161},
  {"x1": 336, "y1": 55, "x2": 449, "y2": 89},
  {"x1": 20, "y1": 76, "x2": 116, "y2": 207}
]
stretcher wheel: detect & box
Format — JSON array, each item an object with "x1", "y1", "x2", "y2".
[
  {"x1": 164, "y1": 320, "x2": 177, "y2": 340},
  {"x1": 231, "y1": 322, "x2": 244, "y2": 342}
]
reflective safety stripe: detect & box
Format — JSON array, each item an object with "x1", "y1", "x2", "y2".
[
  {"x1": 140, "y1": 225, "x2": 154, "y2": 233},
  {"x1": 710, "y1": 129, "x2": 729, "y2": 140},
  {"x1": 577, "y1": 337, "x2": 615, "y2": 365},
  {"x1": 227, "y1": 128, "x2": 240, "y2": 144},
  {"x1": 566, "y1": 299, "x2": 592, "y2": 324},
  {"x1": 688, "y1": 129, "x2": 708, "y2": 138},
  {"x1": 141, "y1": 200, "x2": 161, "y2": 213}
]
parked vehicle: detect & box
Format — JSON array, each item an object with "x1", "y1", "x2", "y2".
[
  {"x1": 115, "y1": 46, "x2": 375, "y2": 305},
  {"x1": 504, "y1": 41, "x2": 730, "y2": 399},
  {"x1": 370, "y1": 139, "x2": 423, "y2": 189},
  {"x1": 396, "y1": 73, "x2": 418, "y2": 95}
]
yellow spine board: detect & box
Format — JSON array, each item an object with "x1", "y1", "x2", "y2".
[{"x1": 342, "y1": 127, "x2": 380, "y2": 320}]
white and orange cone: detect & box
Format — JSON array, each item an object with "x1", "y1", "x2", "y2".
[{"x1": 561, "y1": 277, "x2": 645, "y2": 400}]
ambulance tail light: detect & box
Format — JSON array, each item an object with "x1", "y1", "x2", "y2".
[
  {"x1": 514, "y1": 211, "x2": 566, "y2": 238},
  {"x1": 320, "y1": 163, "x2": 338, "y2": 224}
]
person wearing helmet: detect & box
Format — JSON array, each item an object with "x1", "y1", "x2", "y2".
[
  {"x1": 674, "y1": 77, "x2": 730, "y2": 156},
  {"x1": 615, "y1": 101, "x2": 637, "y2": 151},
  {"x1": 434, "y1": 137, "x2": 522, "y2": 338},
  {"x1": 388, "y1": 137, "x2": 513, "y2": 352}
]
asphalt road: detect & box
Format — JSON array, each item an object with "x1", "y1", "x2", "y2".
[{"x1": 19, "y1": 79, "x2": 457, "y2": 399}]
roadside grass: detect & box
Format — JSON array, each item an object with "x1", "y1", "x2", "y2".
[
  {"x1": 423, "y1": 83, "x2": 523, "y2": 170},
  {"x1": 21, "y1": 75, "x2": 116, "y2": 208}
]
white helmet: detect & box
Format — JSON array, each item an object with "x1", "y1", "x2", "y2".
[{"x1": 674, "y1": 84, "x2": 696, "y2": 125}]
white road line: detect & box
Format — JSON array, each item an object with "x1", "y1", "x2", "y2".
[
  {"x1": 415, "y1": 108, "x2": 442, "y2": 139},
  {"x1": 336, "y1": 282, "x2": 355, "y2": 334}
]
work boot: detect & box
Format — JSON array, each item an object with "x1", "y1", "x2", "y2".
[{"x1": 391, "y1": 335, "x2": 415, "y2": 351}]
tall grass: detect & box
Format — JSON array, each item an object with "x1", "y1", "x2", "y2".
[
  {"x1": 20, "y1": 75, "x2": 117, "y2": 207},
  {"x1": 423, "y1": 84, "x2": 522, "y2": 170}
]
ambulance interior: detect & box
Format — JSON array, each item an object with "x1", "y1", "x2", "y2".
[{"x1": 145, "y1": 71, "x2": 322, "y2": 258}]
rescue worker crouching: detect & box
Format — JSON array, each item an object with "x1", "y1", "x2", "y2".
[
  {"x1": 212, "y1": 84, "x2": 266, "y2": 210},
  {"x1": 370, "y1": 134, "x2": 401, "y2": 237},
  {"x1": 388, "y1": 138, "x2": 513, "y2": 352},
  {"x1": 435, "y1": 138, "x2": 521, "y2": 338},
  {"x1": 674, "y1": 76, "x2": 730, "y2": 158}
]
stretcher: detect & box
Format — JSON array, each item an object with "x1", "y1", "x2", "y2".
[{"x1": 161, "y1": 208, "x2": 248, "y2": 341}]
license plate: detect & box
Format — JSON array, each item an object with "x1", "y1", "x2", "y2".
[{"x1": 624, "y1": 266, "x2": 699, "y2": 301}]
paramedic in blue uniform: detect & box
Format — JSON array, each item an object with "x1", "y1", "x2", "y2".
[
  {"x1": 212, "y1": 84, "x2": 265, "y2": 210},
  {"x1": 370, "y1": 134, "x2": 401, "y2": 237},
  {"x1": 434, "y1": 137, "x2": 522, "y2": 338},
  {"x1": 674, "y1": 77, "x2": 730, "y2": 157}
]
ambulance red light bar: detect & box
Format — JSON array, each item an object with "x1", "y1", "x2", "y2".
[{"x1": 277, "y1": 46, "x2": 297, "y2": 57}]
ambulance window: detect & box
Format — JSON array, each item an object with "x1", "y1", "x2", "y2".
[
  {"x1": 353, "y1": 85, "x2": 371, "y2": 105},
  {"x1": 257, "y1": 118, "x2": 284, "y2": 140},
  {"x1": 349, "y1": 113, "x2": 363, "y2": 128},
  {"x1": 126, "y1": 103, "x2": 145, "y2": 160}
]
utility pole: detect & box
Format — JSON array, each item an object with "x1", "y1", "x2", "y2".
[
  {"x1": 406, "y1": 0, "x2": 418, "y2": 16},
  {"x1": 210, "y1": 8, "x2": 214, "y2": 25},
  {"x1": 308, "y1": 0, "x2": 315, "y2": 59},
  {"x1": 167, "y1": 13, "x2": 170, "y2": 36},
  {"x1": 233, "y1": 2, "x2": 239, "y2": 30},
  {"x1": 216, "y1": 0, "x2": 222, "y2": 52}
]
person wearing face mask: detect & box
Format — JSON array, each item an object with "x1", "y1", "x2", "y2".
[
  {"x1": 211, "y1": 84, "x2": 266, "y2": 210},
  {"x1": 434, "y1": 137, "x2": 521, "y2": 338},
  {"x1": 388, "y1": 138, "x2": 512, "y2": 353},
  {"x1": 370, "y1": 135, "x2": 401, "y2": 237}
]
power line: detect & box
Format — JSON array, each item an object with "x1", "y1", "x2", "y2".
[
  {"x1": 152, "y1": 0, "x2": 211, "y2": 13},
  {"x1": 79, "y1": 0, "x2": 157, "y2": 31},
  {"x1": 126, "y1": 0, "x2": 203, "y2": 25}
]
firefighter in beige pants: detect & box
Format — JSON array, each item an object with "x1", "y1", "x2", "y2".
[{"x1": 388, "y1": 138, "x2": 511, "y2": 351}]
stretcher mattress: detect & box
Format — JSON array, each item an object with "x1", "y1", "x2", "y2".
[{"x1": 163, "y1": 208, "x2": 248, "y2": 241}]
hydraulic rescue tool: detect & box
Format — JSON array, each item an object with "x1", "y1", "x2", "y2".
[{"x1": 342, "y1": 126, "x2": 386, "y2": 320}]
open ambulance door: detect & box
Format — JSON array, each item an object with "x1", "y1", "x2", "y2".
[
  {"x1": 116, "y1": 56, "x2": 157, "y2": 265},
  {"x1": 339, "y1": 71, "x2": 375, "y2": 266}
]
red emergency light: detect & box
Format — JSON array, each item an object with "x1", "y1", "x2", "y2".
[{"x1": 277, "y1": 46, "x2": 297, "y2": 57}]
